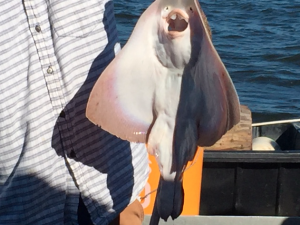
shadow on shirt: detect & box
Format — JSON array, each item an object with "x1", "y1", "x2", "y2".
[{"x1": 51, "y1": 1, "x2": 136, "y2": 224}]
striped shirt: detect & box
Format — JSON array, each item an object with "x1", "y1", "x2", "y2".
[{"x1": 0, "y1": 1, "x2": 149, "y2": 225}]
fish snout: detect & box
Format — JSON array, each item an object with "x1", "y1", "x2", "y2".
[{"x1": 166, "y1": 9, "x2": 189, "y2": 36}]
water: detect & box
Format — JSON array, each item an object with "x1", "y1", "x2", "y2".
[{"x1": 114, "y1": 0, "x2": 300, "y2": 123}]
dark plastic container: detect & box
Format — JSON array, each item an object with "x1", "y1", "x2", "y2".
[{"x1": 200, "y1": 151, "x2": 300, "y2": 216}]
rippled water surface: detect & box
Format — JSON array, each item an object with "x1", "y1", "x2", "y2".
[{"x1": 114, "y1": 0, "x2": 300, "y2": 122}]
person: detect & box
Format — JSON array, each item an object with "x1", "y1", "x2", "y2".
[{"x1": 0, "y1": 1, "x2": 149, "y2": 225}]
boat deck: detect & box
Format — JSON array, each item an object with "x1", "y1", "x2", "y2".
[{"x1": 143, "y1": 215, "x2": 300, "y2": 225}]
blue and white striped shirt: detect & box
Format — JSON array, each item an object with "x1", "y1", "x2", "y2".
[{"x1": 0, "y1": 1, "x2": 149, "y2": 224}]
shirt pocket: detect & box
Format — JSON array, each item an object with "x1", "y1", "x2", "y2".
[{"x1": 48, "y1": 1, "x2": 104, "y2": 38}]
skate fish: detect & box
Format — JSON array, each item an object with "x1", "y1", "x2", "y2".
[{"x1": 86, "y1": 0, "x2": 240, "y2": 222}]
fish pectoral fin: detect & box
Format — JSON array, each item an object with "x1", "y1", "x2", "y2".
[
  {"x1": 187, "y1": 0, "x2": 240, "y2": 146},
  {"x1": 86, "y1": 4, "x2": 160, "y2": 143},
  {"x1": 86, "y1": 58, "x2": 153, "y2": 143}
]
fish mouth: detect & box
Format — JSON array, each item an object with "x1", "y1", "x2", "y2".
[{"x1": 166, "y1": 10, "x2": 189, "y2": 36}]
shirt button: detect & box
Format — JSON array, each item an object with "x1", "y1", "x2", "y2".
[
  {"x1": 69, "y1": 150, "x2": 76, "y2": 159},
  {"x1": 47, "y1": 66, "x2": 53, "y2": 74},
  {"x1": 35, "y1": 25, "x2": 41, "y2": 32},
  {"x1": 59, "y1": 111, "x2": 66, "y2": 118}
]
